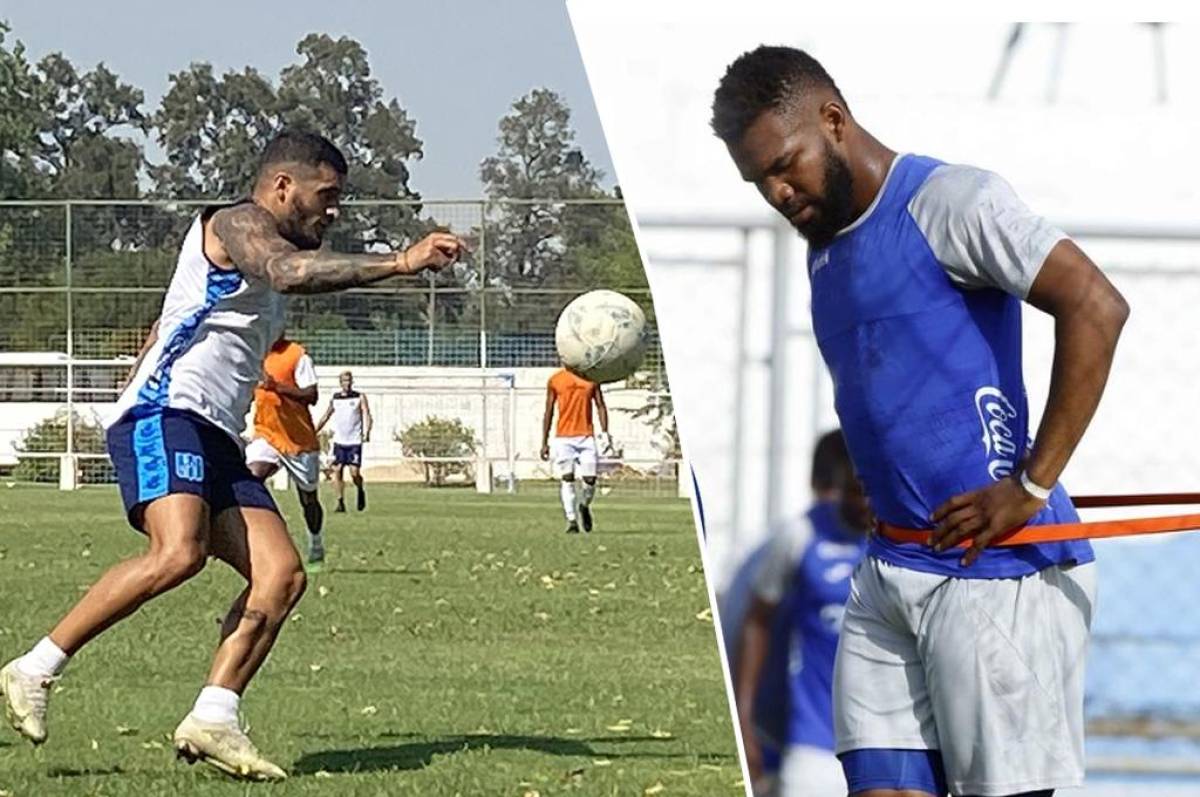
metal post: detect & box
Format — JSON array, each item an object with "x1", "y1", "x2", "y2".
[
  {"x1": 426, "y1": 277, "x2": 435, "y2": 367},
  {"x1": 765, "y1": 220, "x2": 792, "y2": 536},
  {"x1": 62, "y1": 203, "x2": 76, "y2": 490},
  {"x1": 730, "y1": 227, "x2": 751, "y2": 542},
  {"x1": 507, "y1": 372, "x2": 517, "y2": 493},
  {"x1": 65, "y1": 204, "x2": 74, "y2": 455},
  {"x1": 479, "y1": 200, "x2": 488, "y2": 369}
]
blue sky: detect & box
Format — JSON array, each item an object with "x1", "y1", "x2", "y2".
[{"x1": 1, "y1": 0, "x2": 615, "y2": 198}]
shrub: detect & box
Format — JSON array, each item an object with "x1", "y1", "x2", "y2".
[
  {"x1": 397, "y1": 416, "x2": 477, "y2": 487},
  {"x1": 14, "y1": 410, "x2": 113, "y2": 484}
]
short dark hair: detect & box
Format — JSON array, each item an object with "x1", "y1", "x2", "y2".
[
  {"x1": 711, "y1": 45, "x2": 847, "y2": 144},
  {"x1": 258, "y1": 130, "x2": 348, "y2": 177},
  {"x1": 811, "y1": 428, "x2": 851, "y2": 492}
]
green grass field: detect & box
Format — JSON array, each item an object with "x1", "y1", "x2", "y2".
[{"x1": 0, "y1": 483, "x2": 742, "y2": 796}]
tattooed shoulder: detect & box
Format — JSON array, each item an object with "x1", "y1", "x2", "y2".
[{"x1": 209, "y1": 203, "x2": 297, "y2": 285}]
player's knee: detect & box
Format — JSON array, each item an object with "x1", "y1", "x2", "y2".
[
  {"x1": 259, "y1": 563, "x2": 306, "y2": 616},
  {"x1": 283, "y1": 566, "x2": 307, "y2": 610},
  {"x1": 148, "y1": 541, "x2": 207, "y2": 590}
]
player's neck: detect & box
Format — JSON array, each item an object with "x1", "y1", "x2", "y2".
[{"x1": 847, "y1": 132, "x2": 898, "y2": 221}]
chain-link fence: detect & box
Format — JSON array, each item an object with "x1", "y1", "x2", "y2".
[
  {"x1": 0, "y1": 199, "x2": 678, "y2": 494},
  {"x1": 640, "y1": 214, "x2": 1200, "y2": 774}
]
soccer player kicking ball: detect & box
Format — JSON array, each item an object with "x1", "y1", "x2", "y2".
[
  {"x1": 0, "y1": 131, "x2": 465, "y2": 780},
  {"x1": 713, "y1": 48, "x2": 1128, "y2": 797},
  {"x1": 245, "y1": 335, "x2": 326, "y2": 567},
  {"x1": 315, "y1": 370, "x2": 371, "y2": 513},
  {"x1": 540, "y1": 366, "x2": 610, "y2": 534}
]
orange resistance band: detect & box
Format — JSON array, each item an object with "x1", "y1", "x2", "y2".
[{"x1": 878, "y1": 493, "x2": 1200, "y2": 548}]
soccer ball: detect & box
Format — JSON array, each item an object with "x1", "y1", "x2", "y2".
[{"x1": 555, "y1": 289, "x2": 649, "y2": 384}]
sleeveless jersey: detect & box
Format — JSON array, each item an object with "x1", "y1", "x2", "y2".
[
  {"x1": 807, "y1": 154, "x2": 1091, "y2": 578},
  {"x1": 329, "y1": 390, "x2": 365, "y2": 445},
  {"x1": 108, "y1": 209, "x2": 285, "y2": 442}
]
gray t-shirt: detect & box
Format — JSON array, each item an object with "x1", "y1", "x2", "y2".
[{"x1": 905, "y1": 161, "x2": 1067, "y2": 298}]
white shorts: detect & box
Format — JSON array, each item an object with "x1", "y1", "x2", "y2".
[
  {"x1": 775, "y1": 745, "x2": 844, "y2": 797},
  {"x1": 245, "y1": 437, "x2": 321, "y2": 493},
  {"x1": 833, "y1": 556, "x2": 1096, "y2": 796},
  {"x1": 552, "y1": 435, "x2": 597, "y2": 478}
]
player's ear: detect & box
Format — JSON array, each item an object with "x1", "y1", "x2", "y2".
[
  {"x1": 820, "y1": 100, "x2": 847, "y2": 143},
  {"x1": 269, "y1": 171, "x2": 292, "y2": 203}
]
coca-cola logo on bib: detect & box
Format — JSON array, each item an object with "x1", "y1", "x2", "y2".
[{"x1": 975, "y1": 386, "x2": 1018, "y2": 479}]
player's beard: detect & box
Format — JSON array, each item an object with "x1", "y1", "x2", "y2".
[{"x1": 793, "y1": 142, "x2": 856, "y2": 250}]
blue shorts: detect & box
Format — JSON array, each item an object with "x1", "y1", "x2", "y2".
[
  {"x1": 332, "y1": 443, "x2": 362, "y2": 467},
  {"x1": 840, "y1": 749, "x2": 947, "y2": 796},
  {"x1": 107, "y1": 408, "x2": 278, "y2": 532}
]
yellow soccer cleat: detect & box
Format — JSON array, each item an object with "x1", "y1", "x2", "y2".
[
  {"x1": 173, "y1": 714, "x2": 287, "y2": 781},
  {"x1": 0, "y1": 659, "x2": 54, "y2": 745}
]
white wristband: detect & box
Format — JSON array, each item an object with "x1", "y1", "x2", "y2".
[{"x1": 1019, "y1": 471, "x2": 1053, "y2": 502}]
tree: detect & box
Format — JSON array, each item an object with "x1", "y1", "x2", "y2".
[
  {"x1": 32, "y1": 54, "x2": 146, "y2": 199},
  {"x1": 0, "y1": 23, "x2": 43, "y2": 199},
  {"x1": 150, "y1": 64, "x2": 280, "y2": 199},
  {"x1": 480, "y1": 88, "x2": 604, "y2": 288}
]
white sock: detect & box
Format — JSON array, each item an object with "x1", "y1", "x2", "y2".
[
  {"x1": 560, "y1": 480, "x2": 578, "y2": 521},
  {"x1": 191, "y1": 685, "x2": 240, "y2": 725},
  {"x1": 309, "y1": 531, "x2": 323, "y2": 547},
  {"x1": 580, "y1": 481, "x2": 596, "y2": 506},
  {"x1": 16, "y1": 637, "x2": 69, "y2": 678}
]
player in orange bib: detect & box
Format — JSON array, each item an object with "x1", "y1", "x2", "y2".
[
  {"x1": 540, "y1": 368, "x2": 610, "y2": 534},
  {"x1": 245, "y1": 336, "x2": 325, "y2": 566}
]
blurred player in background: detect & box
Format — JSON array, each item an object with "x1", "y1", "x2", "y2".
[
  {"x1": 735, "y1": 429, "x2": 868, "y2": 797},
  {"x1": 315, "y1": 370, "x2": 371, "y2": 513},
  {"x1": 245, "y1": 335, "x2": 325, "y2": 567},
  {"x1": 0, "y1": 130, "x2": 465, "y2": 780},
  {"x1": 540, "y1": 367, "x2": 610, "y2": 533},
  {"x1": 714, "y1": 47, "x2": 1127, "y2": 797}
]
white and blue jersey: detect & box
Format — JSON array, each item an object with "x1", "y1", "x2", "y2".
[
  {"x1": 808, "y1": 154, "x2": 1092, "y2": 579},
  {"x1": 752, "y1": 502, "x2": 866, "y2": 751},
  {"x1": 105, "y1": 206, "x2": 283, "y2": 528},
  {"x1": 108, "y1": 207, "x2": 285, "y2": 442}
]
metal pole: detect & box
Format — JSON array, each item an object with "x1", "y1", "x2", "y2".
[
  {"x1": 765, "y1": 220, "x2": 792, "y2": 536},
  {"x1": 427, "y1": 277, "x2": 435, "y2": 367},
  {"x1": 507, "y1": 374, "x2": 517, "y2": 493},
  {"x1": 731, "y1": 227, "x2": 751, "y2": 543},
  {"x1": 65, "y1": 203, "x2": 74, "y2": 459},
  {"x1": 479, "y1": 200, "x2": 488, "y2": 369}
]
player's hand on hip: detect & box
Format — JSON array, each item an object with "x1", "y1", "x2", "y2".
[
  {"x1": 398, "y1": 231, "x2": 468, "y2": 274},
  {"x1": 930, "y1": 476, "x2": 1047, "y2": 566},
  {"x1": 540, "y1": 443, "x2": 550, "y2": 461}
]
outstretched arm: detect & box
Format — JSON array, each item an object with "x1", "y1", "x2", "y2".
[{"x1": 210, "y1": 203, "x2": 465, "y2": 294}]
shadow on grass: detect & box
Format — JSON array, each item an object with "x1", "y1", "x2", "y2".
[
  {"x1": 293, "y1": 732, "x2": 732, "y2": 775},
  {"x1": 46, "y1": 766, "x2": 125, "y2": 777},
  {"x1": 327, "y1": 568, "x2": 425, "y2": 577}
]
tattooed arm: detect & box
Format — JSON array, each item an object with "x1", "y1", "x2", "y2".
[{"x1": 209, "y1": 203, "x2": 464, "y2": 294}]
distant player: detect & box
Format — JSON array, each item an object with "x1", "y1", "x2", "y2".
[
  {"x1": 540, "y1": 367, "x2": 609, "y2": 534},
  {"x1": 245, "y1": 335, "x2": 325, "y2": 566},
  {"x1": 0, "y1": 131, "x2": 465, "y2": 780},
  {"x1": 714, "y1": 47, "x2": 1128, "y2": 796},
  {"x1": 735, "y1": 430, "x2": 868, "y2": 797},
  {"x1": 315, "y1": 370, "x2": 371, "y2": 513}
]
